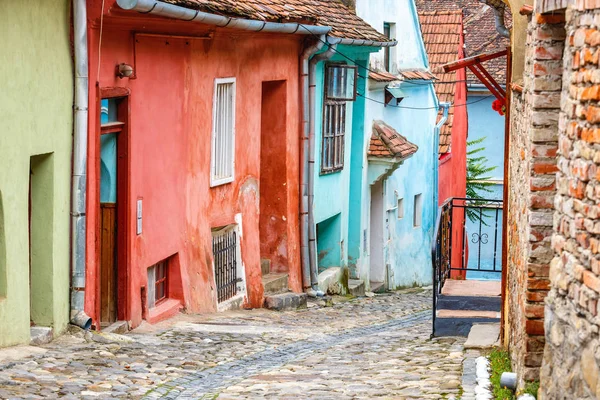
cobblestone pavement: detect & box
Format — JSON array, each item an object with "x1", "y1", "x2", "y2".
[{"x1": 0, "y1": 289, "x2": 468, "y2": 399}]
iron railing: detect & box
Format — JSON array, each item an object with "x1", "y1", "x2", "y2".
[
  {"x1": 212, "y1": 228, "x2": 240, "y2": 303},
  {"x1": 432, "y1": 197, "x2": 503, "y2": 336}
]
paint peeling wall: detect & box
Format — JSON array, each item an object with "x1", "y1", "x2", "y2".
[
  {"x1": 85, "y1": 2, "x2": 303, "y2": 329},
  {"x1": 356, "y1": 0, "x2": 438, "y2": 288},
  {"x1": 0, "y1": 0, "x2": 73, "y2": 347}
]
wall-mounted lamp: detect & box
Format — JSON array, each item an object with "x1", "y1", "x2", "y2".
[{"x1": 116, "y1": 63, "x2": 134, "y2": 79}]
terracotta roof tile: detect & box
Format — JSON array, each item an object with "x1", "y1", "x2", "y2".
[
  {"x1": 417, "y1": 10, "x2": 463, "y2": 154},
  {"x1": 369, "y1": 70, "x2": 400, "y2": 83},
  {"x1": 369, "y1": 69, "x2": 436, "y2": 83},
  {"x1": 160, "y1": 0, "x2": 391, "y2": 42},
  {"x1": 368, "y1": 120, "x2": 418, "y2": 159},
  {"x1": 415, "y1": 0, "x2": 510, "y2": 85}
]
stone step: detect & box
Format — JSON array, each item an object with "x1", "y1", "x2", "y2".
[
  {"x1": 436, "y1": 294, "x2": 501, "y2": 312},
  {"x1": 264, "y1": 292, "x2": 307, "y2": 311},
  {"x1": 370, "y1": 281, "x2": 385, "y2": 293},
  {"x1": 262, "y1": 272, "x2": 289, "y2": 294},
  {"x1": 30, "y1": 326, "x2": 53, "y2": 346},
  {"x1": 261, "y1": 259, "x2": 271, "y2": 276},
  {"x1": 433, "y1": 317, "x2": 500, "y2": 337},
  {"x1": 102, "y1": 320, "x2": 129, "y2": 335},
  {"x1": 348, "y1": 279, "x2": 365, "y2": 297}
]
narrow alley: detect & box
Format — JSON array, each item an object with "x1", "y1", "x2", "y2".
[{"x1": 0, "y1": 290, "x2": 474, "y2": 399}]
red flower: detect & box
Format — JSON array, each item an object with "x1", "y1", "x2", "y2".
[{"x1": 492, "y1": 99, "x2": 506, "y2": 116}]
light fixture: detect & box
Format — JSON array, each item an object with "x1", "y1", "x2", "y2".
[{"x1": 116, "y1": 63, "x2": 134, "y2": 79}]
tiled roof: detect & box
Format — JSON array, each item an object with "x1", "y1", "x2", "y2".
[
  {"x1": 369, "y1": 69, "x2": 436, "y2": 83},
  {"x1": 415, "y1": 0, "x2": 510, "y2": 86},
  {"x1": 418, "y1": 10, "x2": 463, "y2": 154},
  {"x1": 369, "y1": 71, "x2": 400, "y2": 83},
  {"x1": 368, "y1": 120, "x2": 418, "y2": 159},
  {"x1": 398, "y1": 69, "x2": 437, "y2": 81},
  {"x1": 160, "y1": 0, "x2": 391, "y2": 43}
]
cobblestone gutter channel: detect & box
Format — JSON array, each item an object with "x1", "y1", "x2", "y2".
[{"x1": 146, "y1": 311, "x2": 431, "y2": 399}]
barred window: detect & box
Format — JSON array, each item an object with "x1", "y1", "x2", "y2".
[
  {"x1": 211, "y1": 78, "x2": 236, "y2": 187},
  {"x1": 321, "y1": 101, "x2": 346, "y2": 173}
]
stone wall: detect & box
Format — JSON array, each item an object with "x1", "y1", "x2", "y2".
[
  {"x1": 540, "y1": 4, "x2": 600, "y2": 398},
  {"x1": 506, "y1": 11, "x2": 564, "y2": 385}
]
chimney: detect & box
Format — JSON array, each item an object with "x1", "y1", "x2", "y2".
[{"x1": 340, "y1": 0, "x2": 356, "y2": 12}]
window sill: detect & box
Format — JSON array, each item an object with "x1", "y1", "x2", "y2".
[
  {"x1": 320, "y1": 168, "x2": 343, "y2": 176},
  {"x1": 147, "y1": 298, "x2": 182, "y2": 324}
]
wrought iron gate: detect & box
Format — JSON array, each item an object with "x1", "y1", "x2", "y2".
[
  {"x1": 212, "y1": 228, "x2": 240, "y2": 303},
  {"x1": 432, "y1": 197, "x2": 504, "y2": 336}
]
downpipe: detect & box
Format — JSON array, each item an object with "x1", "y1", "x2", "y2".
[
  {"x1": 70, "y1": 0, "x2": 92, "y2": 330},
  {"x1": 306, "y1": 43, "x2": 339, "y2": 297},
  {"x1": 480, "y1": 0, "x2": 510, "y2": 38},
  {"x1": 433, "y1": 102, "x2": 450, "y2": 226},
  {"x1": 300, "y1": 37, "x2": 326, "y2": 290}
]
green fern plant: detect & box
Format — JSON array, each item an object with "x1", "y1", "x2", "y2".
[{"x1": 466, "y1": 137, "x2": 497, "y2": 222}]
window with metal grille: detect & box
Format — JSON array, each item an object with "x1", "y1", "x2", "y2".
[
  {"x1": 211, "y1": 78, "x2": 236, "y2": 187},
  {"x1": 212, "y1": 227, "x2": 240, "y2": 303},
  {"x1": 321, "y1": 101, "x2": 347, "y2": 173},
  {"x1": 147, "y1": 260, "x2": 168, "y2": 308}
]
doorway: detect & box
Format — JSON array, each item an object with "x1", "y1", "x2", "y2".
[
  {"x1": 259, "y1": 80, "x2": 288, "y2": 276},
  {"x1": 29, "y1": 153, "x2": 54, "y2": 328},
  {"x1": 99, "y1": 95, "x2": 128, "y2": 327},
  {"x1": 370, "y1": 180, "x2": 385, "y2": 285}
]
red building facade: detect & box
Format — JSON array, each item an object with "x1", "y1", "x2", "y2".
[{"x1": 84, "y1": 0, "x2": 310, "y2": 329}]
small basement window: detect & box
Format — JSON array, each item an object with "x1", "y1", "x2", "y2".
[
  {"x1": 414, "y1": 194, "x2": 423, "y2": 227},
  {"x1": 147, "y1": 259, "x2": 169, "y2": 308}
]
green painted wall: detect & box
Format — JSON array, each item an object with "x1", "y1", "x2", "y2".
[{"x1": 0, "y1": 0, "x2": 73, "y2": 347}]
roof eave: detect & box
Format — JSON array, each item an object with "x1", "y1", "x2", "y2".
[{"x1": 328, "y1": 36, "x2": 397, "y2": 47}]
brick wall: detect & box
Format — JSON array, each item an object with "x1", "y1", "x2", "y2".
[
  {"x1": 506, "y1": 12, "x2": 564, "y2": 386},
  {"x1": 540, "y1": 4, "x2": 600, "y2": 398}
]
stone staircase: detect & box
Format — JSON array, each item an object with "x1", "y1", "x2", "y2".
[
  {"x1": 433, "y1": 279, "x2": 501, "y2": 337},
  {"x1": 261, "y1": 259, "x2": 307, "y2": 311}
]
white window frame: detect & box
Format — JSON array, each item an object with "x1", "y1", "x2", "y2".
[{"x1": 210, "y1": 77, "x2": 237, "y2": 187}]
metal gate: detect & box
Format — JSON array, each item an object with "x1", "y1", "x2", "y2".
[{"x1": 212, "y1": 228, "x2": 240, "y2": 303}]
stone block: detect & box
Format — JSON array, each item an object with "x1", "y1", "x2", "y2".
[
  {"x1": 30, "y1": 327, "x2": 53, "y2": 346},
  {"x1": 264, "y1": 292, "x2": 307, "y2": 311}
]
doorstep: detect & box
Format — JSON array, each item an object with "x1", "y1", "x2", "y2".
[{"x1": 147, "y1": 299, "x2": 183, "y2": 325}]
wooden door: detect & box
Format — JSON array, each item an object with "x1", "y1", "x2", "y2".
[{"x1": 100, "y1": 203, "x2": 117, "y2": 324}]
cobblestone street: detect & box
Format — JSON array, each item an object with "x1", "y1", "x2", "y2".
[{"x1": 0, "y1": 289, "x2": 470, "y2": 399}]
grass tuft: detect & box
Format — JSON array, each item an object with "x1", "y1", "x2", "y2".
[{"x1": 489, "y1": 348, "x2": 515, "y2": 400}]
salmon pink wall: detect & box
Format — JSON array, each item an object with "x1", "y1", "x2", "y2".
[
  {"x1": 84, "y1": 4, "x2": 303, "y2": 329},
  {"x1": 438, "y1": 31, "x2": 468, "y2": 276}
]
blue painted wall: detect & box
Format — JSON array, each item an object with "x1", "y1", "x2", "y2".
[
  {"x1": 356, "y1": 0, "x2": 439, "y2": 288},
  {"x1": 366, "y1": 84, "x2": 438, "y2": 288},
  {"x1": 465, "y1": 92, "x2": 505, "y2": 280}
]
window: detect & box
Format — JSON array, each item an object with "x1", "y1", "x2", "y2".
[
  {"x1": 383, "y1": 22, "x2": 396, "y2": 73},
  {"x1": 211, "y1": 78, "x2": 236, "y2": 187},
  {"x1": 322, "y1": 64, "x2": 356, "y2": 173},
  {"x1": 397, "y1": 198, "x2": 404, "y2": 220},
  {"x1": 325, "y1": 64, "x2": 358, "y2": 101},
  {"x1": 147, "y1": 260, "x2": 168, "y2": 308},
  {"x1": 212, "y1": 226, "x2": 242, "y2": 303},
  {"x1": 414, "y1": 194, "x2": 423, "y2": 227}
]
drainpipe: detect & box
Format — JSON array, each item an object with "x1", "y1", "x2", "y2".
[
  {"x1": 70, "y1": 0, "x2": 92, "y2": 330},
  {"x1": 433, "y1": 102, "x2": 450, "y2": 225},
  {"x1": 306, "y1": 43, "x2": 339, "y2": 296},
  {"x1": 480, "y1": 0, "x2": 510, "y2": 38},
  {"x1": 301, "y1": 37, "x2": 326, "y2": 290},
  {"x1": 116, "y1": 0, "x2": 331, "y2": 36}
]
